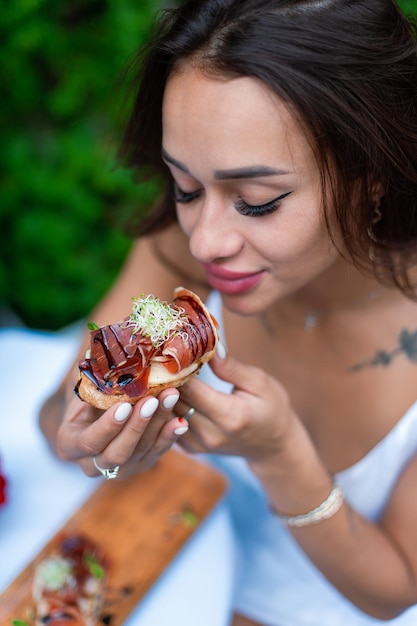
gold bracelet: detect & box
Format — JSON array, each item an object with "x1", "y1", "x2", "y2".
[{"x1": 270, "y1": 483, "x2": 345, "y2": 528}]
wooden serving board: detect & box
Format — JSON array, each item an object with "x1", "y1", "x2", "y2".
[{"x1": 0, "y1": 451, "x2": 227, "y2": 626}]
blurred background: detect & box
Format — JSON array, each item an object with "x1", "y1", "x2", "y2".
[
  {"x1": 0, "y1": 0, "x2": 164, "y2": 332},
  {"x1": 1, "y1": 0, "x2": 417, "y2": 332}
]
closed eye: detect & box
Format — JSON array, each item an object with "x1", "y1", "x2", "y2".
[
  {"x1": 234, "y1": 191, "x2": 292, "y2": 217},
  {"x1": 170, "y1": 179, "x2": 292, "y2": 216},
  {"x1": 170, "y1": 180, "x2": 201, "y2": 204}
]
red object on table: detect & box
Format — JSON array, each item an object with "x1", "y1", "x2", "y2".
[{"x1": 0, "y1": 459, "x2": 7, "y2": 506}]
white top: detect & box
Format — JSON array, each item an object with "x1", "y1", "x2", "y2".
[{"x1": 200, "y1": 290, "x2": 417, "y2": 626}]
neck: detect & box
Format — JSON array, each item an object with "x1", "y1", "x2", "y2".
[{"x1": 265, "y1": 260, "x2": 393, "y2": 333}]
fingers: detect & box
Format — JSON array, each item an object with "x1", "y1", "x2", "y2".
[
  {"x1": 57, "y1": 396, "x2": 134, "y2": 461},
  {"x1": 58, "y1": 389, "x2": 191, "y2": 478},
  {"x1": 210, "y1": 342, "x2": 269, "y2": 397},
  {"x1": 119, "y1": 394, "x2": 175, "y2": 458},
  {"x1": 58, "y1": 341, "x2": 271, "y2": 477},
  {"x1": 177, "y1": 343, "x2": 289, "y2": 457},
  {"x1": 178, "y1": 344, "x2": 261, "y2": 427}
]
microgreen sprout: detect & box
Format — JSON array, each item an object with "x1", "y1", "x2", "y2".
[
  {"x1": 35, "y1": 557, "x2": 74, "y2": 591},
  {"x1": 127, "y1": 295, "x2": 185, "y2": 348}
]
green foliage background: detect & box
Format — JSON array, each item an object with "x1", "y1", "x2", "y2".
[
  {"x1": 0, "y1": 0, "x2": 162, "y2": 331},
  {"x1": 1, "y1": 0, "x2": 417, "y2": 331}
]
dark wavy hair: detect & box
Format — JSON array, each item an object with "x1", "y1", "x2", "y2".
[{"x1": 119, "y1": 0, "x2": 417, "y2": 295}]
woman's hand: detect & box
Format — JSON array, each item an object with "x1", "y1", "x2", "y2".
[
  {"x1": 55, "y1": 389, "x2": 190, "y2": 479},
  {"x1": 175, "y1": 344, "x2": 300, "y2": 466},
  {"x1": 53, "y1": 342, "x2": 305, "y2": 481}
]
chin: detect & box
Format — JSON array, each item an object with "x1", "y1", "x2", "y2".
[{"x1": 220, "y1": 292, "x2": 271, "y2": 317}]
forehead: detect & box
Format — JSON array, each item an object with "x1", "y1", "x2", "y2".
[{"x1": 162, "y1": 67, "x2": 314, "y2": 172}]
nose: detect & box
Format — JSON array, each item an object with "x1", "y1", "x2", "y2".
[{"x1": 187, "y1": 197, "x2": 244, "y2": 264}]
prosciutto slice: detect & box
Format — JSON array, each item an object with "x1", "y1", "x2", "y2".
[{"x1": 77, "y1": 287, "x2": 218, "y2": 401}]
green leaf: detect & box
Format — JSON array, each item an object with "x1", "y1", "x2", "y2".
[
  {"x1": 181, "y1": 509, "x2": 199, "y2": 528},
  {"x1": 83, "y1": 553, "x2": 104, "y2": 579}
]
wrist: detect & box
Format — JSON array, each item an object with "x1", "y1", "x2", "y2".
[
  {"x1": 249, "y1": 416, "x2": 334, "y2": 519},
  {"x1": 269, "y1": 481, "x2": 345, "y2": 527}
]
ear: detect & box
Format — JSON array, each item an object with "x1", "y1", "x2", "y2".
[{"x1": 371, "y1": 180, "x2": 385, "y2": 208}]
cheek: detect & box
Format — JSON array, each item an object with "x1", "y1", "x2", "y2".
[
  {"x1": 260, "y1": 213, "x2": 332, "y2": 264},
  {"x1": 176, "y1": 205, "x2": 196, "y2": 238}
]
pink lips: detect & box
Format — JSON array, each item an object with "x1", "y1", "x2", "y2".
[{"x1": 202, "y1": 263, "x2": 264, "y2": 295}]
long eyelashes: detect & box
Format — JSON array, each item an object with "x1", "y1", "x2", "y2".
[
  {"x1": 234, "y1": 191, "x2": 292, "y2": 217},
  {"x1": 170, "y1": 180, "x2": 292, "y2": 217},
  {"x1": 170, "y1": 180, "x2": 201, "y2": 204}
]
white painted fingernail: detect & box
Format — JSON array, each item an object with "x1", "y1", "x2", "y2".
[
  {"x1": 174, "y1": 425, "x2": 189, "y2": 436},
  {"x1": 216, "y1": 341, "x2": 227, "y2": 360},
  {"x1": 114, "y1": 402, "x2": 132, "y2": 422},
  {"x1": 140, "y1": 396, "x2": 159, "y2": 419},
  {"x1": 162, "y1": 394, "x2": 179, "y2": 410}
]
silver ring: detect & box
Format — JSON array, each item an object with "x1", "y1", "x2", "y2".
[
  {"x1": 93, "y1": 456, "x2": 120, "y2": 480},
  {"x1": 182, "y1": 407, "x2": 196, "y2": 421}
]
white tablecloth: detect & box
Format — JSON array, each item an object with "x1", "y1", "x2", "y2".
[{"x1": 0, "y1": 328, "x2": 236, "y2": 625}]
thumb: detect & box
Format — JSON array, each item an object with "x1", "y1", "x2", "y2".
[{"x1": 209, "y1": 341, "x2": 262, "y2": 394}]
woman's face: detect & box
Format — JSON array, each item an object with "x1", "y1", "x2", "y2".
[{"x1": 162, "y1": 67, "x2": 340, "y2": 315}]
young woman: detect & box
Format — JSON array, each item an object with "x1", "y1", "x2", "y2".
[{"x1": 39, "y1": 1, "x2": 417, "y2": 624}]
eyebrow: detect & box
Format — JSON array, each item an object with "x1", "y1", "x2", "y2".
[{"x1": 161, "y1": 148, "x2": 290, "y2": 180}]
